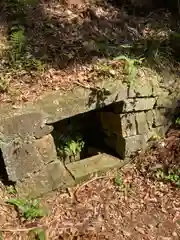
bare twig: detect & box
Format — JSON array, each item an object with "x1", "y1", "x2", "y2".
[
  {"x1": 74, "y1": 175, "x2": 109, "y2": 202},
  {"x1": 0, "y1": 226, "x2": 44, "y2": 232}
]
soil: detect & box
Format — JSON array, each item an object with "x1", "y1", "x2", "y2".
[
  {"x1": 0, "y1": 127, "x2": 179, "y2": 239},
  {"x1": 0, "y1": 0, "x2": 178, "y2": 104}
]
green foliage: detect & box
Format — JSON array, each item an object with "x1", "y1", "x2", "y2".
[
  {"x1": 29, "y1": 228, "x2": 46, "y2": 240},
  {"x1": 6, "y1": 185, "x2": 17, "y2": 195},
  {"x1": 0, "y1": 76, "x2": 9, "y2": 93},
  {"x1": 9, "y1": 27, "x2": 26, "y2": 64},
  {"x1": 114, "y1": 55, "x2": 144, "y2": 84},
  {"x1": 8, "y1": 27, "x2": 45, "y2": 71},
  {"x1": 0, "y1": 231, "x2": 3, "y2": 240},
  {"x1": 7, "y1": 198, "x2": 47, "y2": 220},
  {"x1": 57, "y1": 135, "x2": 85, "y2": 158},
  {"x1": 156, "y1": 168, "x2": 180, "y2": 187},
  {"x1": 175, "y1": 117, "x2": 180, "y2": 125},
  {"x1": 114, "y1": 174, "x2": 123, "y2": 186}
]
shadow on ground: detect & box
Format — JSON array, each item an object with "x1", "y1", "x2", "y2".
[{"x1": 0, "y1": 0, "x2": 180, "y2": 71}]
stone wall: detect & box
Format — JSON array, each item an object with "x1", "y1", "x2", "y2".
[{"x1": 0, "y1": 68, "x2": 178, "y2": 198}]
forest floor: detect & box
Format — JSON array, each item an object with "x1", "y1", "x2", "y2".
[
  {"x1": 0, "y1": 127, "x2": 179, "y2": 239},
  {"x1": 0, "y1": 0, "x2": 179, "y2": 104}
]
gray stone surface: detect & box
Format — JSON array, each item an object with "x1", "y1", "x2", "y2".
[
  {"x1": 66, "y1": 153, "x2": 123, "y2": 182},
  {"x1": 1, "y1": 140, "x2": 44, "y2": 181},
  {"x1": 153, "y1": 109, "x2": 169, "y2": 127},
  {"x1": 35, "y1": 134, "x2": 57, "y2": 164},
  {"x1": 128, "y1": 77, "x2": 153, "y2": 98},
  {"x1": 123, "y1": 98, "x2": 156, "y2": 112},
  {"x1": 16, "y1": 162, "x2": 75, "y2": 198},
  {"x1": 36, "y1": 79, "x2": 128, "y2": 123},
  {"x1": 116, "y1": 135, "x2": 146, "y2": 157},
  {"x1": 146, "y1": 110, "x2": 154, "y2": 130},
  {"x1": 121, "y1": 113, "x2": 137, "y2": 137},
  {"x1": 156, "y1": 90, "x2": 171, "y2": 108},
  {"x1": 135, "y1": 112, "x2": 149, "y2": 134},
  {"x1": 0, "y1": 113, "x2": 53, "y2": 141}
]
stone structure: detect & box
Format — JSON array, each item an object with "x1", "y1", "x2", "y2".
[{"x1": 0, "y1": 67, "x2": 178, "y2": 198}]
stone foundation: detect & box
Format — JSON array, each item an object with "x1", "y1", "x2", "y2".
[{"x1": 0, "y1": 69, "x2": 178, "y2": 198}]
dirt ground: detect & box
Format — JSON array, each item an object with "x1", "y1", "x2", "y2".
[
  {"x1": 0, "y1": 127, "x2": 179, "y2": 239},
  {"x1": 0, "y1": 0, "x2": 178, "y2": 103}
]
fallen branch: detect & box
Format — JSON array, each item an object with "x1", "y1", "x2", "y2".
[
  {"x1": 74, "y1": 175, "x2": 109, "y2": 202},
  {"x1": 0, "y1": 226, "x2": 44, "y2": 232}
]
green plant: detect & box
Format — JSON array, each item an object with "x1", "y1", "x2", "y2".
[
  {"x1": 6, "y1": 185, "x2": 17, "y2": 195},
  {"x1": 7, "y1": 198, "x2": 47, "y2": 220},
  {"x1": 156, "y1": 168, "x2": 180, "y2": 187},
  {"x1": 114, "y1": 174, "x2": 123, "y2": 186},
  {"x1": 29, "y1": 228, "x2": 46, "y2": 240},
  {"x1": 114, "y1": 55, "x2": 144, "y2": 84},
  {"x1": 175, "y1": 117, "x2": 180, "y2": 125},
  {"x1": 8, "y1": 26, "x2": 45, "y2": 71},
  {"x1": 58, "y1": 135, "x2": 85, "y2": 158},
  {"x1": 0, "y1": 76, "x2": 9, "y2": 93}
]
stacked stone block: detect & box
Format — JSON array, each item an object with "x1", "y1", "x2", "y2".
[
  {"x1": 0, "y1": 112, "x2": 74, "y2": 197},
  {"x1": 0, "y1": 71, "x2": 176, "y2": 198},
  {"x1": 99, "y1": 81, "x2": 172, "y2": 158}
]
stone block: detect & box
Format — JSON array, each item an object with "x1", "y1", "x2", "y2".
[
  {"x1": 66, "y1": 153, "x2": 123, "y2": 182},
  {"x1": 135, "y1": 112, "x2": 149, "y2": 134},
  {"x1": 1, "y1": 140, "x2": 44, "y2": 182},
  {"x1": 121, "y1": 113, "x2": 137, "y2": 137},
  {"x1": 16, "y1": 162, "x2": 75, "y2": 198},
  {"x1": 35, "y1": 134, "x2": 57, "y2": 164},
  {"x1": 128, "y1": 76, "x2": 153, "y2": 98},
  {"x1": 0, "y1": 113, "x2": 53, "y2": 141},
  {"x1": 146, "y1": 110, "x2": 154, "y2": 130},
  {"x1": 116, "y1": 135, "x2": 146, "y2": 157},
  {"x1": 46, "y1": 162, "x2": 75, "y2": 189},
  {"x1": 16, "y1": 167, "x2": 53, "y2": 199},
  {"x1": 156, "y1": 90, "x2": 172, "y2": 108},
  {"x1": 153, "y1": 109, "x2": 170, "y2": 127},
  {"x1": 123, "y1": 98, "x2": 156, "y2": 112}
]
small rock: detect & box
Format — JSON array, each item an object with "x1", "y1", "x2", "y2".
[{"x1": 135, "y1": 226, "x2": 146, "y2": 235}]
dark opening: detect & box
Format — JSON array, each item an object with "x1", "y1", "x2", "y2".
[
  {"x1": 0, "y1": 149, "x2": 15, "y2": 186},
  {"x1": 51, "y1": 102, "x2": 124, "y2": 164}
]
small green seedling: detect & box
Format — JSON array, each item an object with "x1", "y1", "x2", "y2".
[
  {"x1": 114, "y1": 55, "x2": 144, "y2": 84},
  {"x1": 114, "y1": 174, "x2": 123, "y2": 186},
  {"x1": 6, "y1": 185, "x2": 17, "y2": 195},
  {"x1": 29, "y1": 228, "x2": 46, "y2": 240},
  {"x1": 155, "y1": 168, "x2": 180, "y2": 187},
  {"x1": 175, "y1": 117, "x2": 180, "y2": 125},
  {"x1": 7, "y1": 198, "x2": 47, "y2": 220}
]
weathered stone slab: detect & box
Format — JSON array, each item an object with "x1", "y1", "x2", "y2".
[
  {"x1": 146, "y1": 110, "x2": 154, "y2": 130},
  {"x1": 153, "y1": 109, "x2": 170, "y2": 127},
  {"x1": 35, "y1": 134, "x2": 57, "y2": 164},
  {"x1": 0, "y1": 113, "x2": 53, "y2": 141},
  {"x1": 128, "y1": 77, "x2": 153, "y2": 98},
  {"x1": 135, "y1": 112, "x2": 149, "y2": 134},
  {"x1": 66, "y1": 153, "x2": 123, "y2": 182},
  {"x1": 121, "y1": 113, "x2": 137, "y2": 137},
  {"x1": 16, "y1": 167, "x2": 53, "y2": 198},
  {"x1": 116, "y1": 135, "x2": 146, "y2": 157},
  {"x1": 46, "y1": 162, "x2": 75, "y2": 189},
  {"x1": 1, "y1": 140, "x2": 44, "y2": 181},
  {"x1": 156, "y1": 90, "x2": 171, "y2": 108},
  {"x1": 36, "y1": 79, "x2": 128, "y2": 123},
  {"x1": 123, "y1": 98, "x2": 156, "y2": 112},
  {"x1": 16, "y1": 162, "x2": 75, "y2": 198}
]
